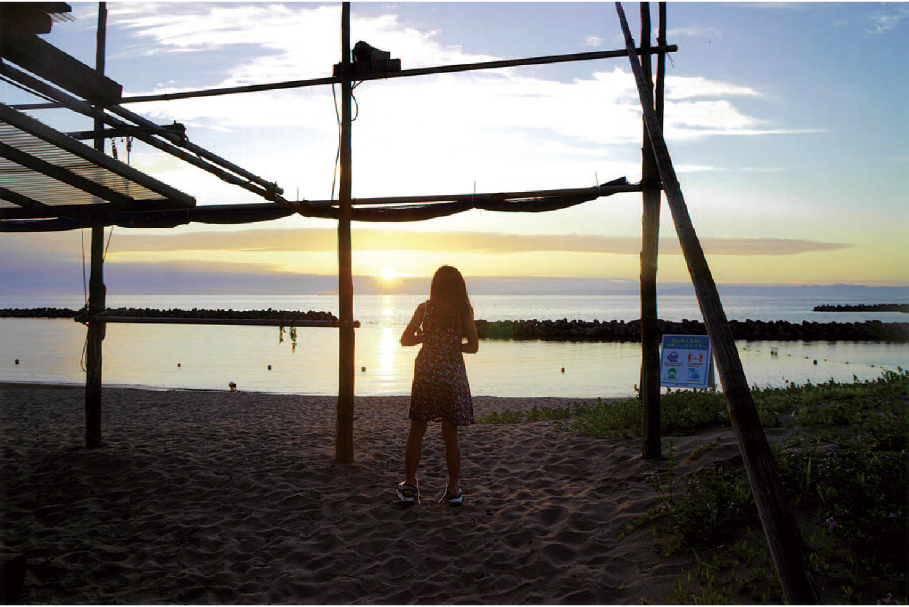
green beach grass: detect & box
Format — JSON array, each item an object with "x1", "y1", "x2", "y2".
[{"x1": 477, "y1": 369, "x2": 909, "y2": 604}]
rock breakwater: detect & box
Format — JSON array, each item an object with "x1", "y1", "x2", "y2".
[
  {"x1": 4, "y1": 309, "x2": 907, "y2": 342},
  {"x1": 0, "y1": 308, "x2": 337, "y2": 322},
  {"x1": 475, "y1": 318, "x2": 909, "y2": 343},
  {"x1": 813, "y1": 303, "x2": 908, "y2": 313}
]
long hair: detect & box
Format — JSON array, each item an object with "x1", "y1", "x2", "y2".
[{"x1": 428, "y1": 265, "x2": 471, "y2": 325}]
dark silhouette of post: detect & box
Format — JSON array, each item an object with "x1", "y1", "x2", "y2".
[
  {"x1": 85, "y1": 2, "x2": 108, "y2": 449},
  {"x1": 616, "y1": 3, "x2": 820, "y2": 603},
  {"x1": 639, "y1": 2, "x2": 665, "y2": 460},
  {"x1": 336, "y1": 2, "x2": 355, "y2": 464}
]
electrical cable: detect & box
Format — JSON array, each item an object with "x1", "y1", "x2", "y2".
[
  {"x1": 81, "y1": 230, "x2": 88, "y2": 307},
  {"x1": 330, "y1": 79, "x2": 362, "y2": 199},
  {"x1": 80, "y1": 229, "x2": 89, "y2": 371},
  {"x1": 330, "y1": 86, "x2": 340, "y2": 200}
]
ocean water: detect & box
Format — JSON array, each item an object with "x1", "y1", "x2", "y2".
[{"x1": 1, "y1": 293, "x2": 906, "y2": 397}]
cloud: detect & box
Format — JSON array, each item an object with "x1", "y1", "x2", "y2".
[
  {"x1": 866, "y1": 4, "x2": 909, "y2": 34},
  {"x1": 667, "y1": 25, "x2": 723, "y2": 40},
  {"x1": 583, "y1": 35, "x2": 604, "y2": 48},
  {"x1": 109, "y1": 227, "x2": 852, "y2": 257},
  {"x1": 666, "y1": 76, "x2": 760, "y2": 101},
  {"x1": 106, "y1": 4, "x2": 800, "y2": 155},
  {"x1": 109, "y1": 4, "x2": 494, "y2": 83}
]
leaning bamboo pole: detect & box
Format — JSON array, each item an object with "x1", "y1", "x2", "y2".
[
  {"x1": 335, "y1": 2, "x2": 356, "y2": 465},
  {"x1": 616, "y1": 3, "x2": 820, "y2": 603},
  {"x1": 639, "y1": 2, "x2": 663, "y2": 460}
]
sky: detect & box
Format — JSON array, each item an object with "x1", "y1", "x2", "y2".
[{"x1": 2, "y1": 1, "x2": 908, "y2": 301}]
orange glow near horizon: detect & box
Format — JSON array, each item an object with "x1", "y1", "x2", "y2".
[{"x1": 90, "y1": 222, "x2": 909, "y2": 287}]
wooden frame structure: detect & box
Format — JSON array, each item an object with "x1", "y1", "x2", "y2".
[{"x1": 1, "y1": 3, "x2": 819, "y2": 601}]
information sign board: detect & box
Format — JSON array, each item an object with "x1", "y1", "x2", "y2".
[{"x1": 660, "y1": 334, "x2": 714, "y2": 389}]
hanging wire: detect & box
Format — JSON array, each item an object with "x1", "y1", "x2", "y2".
[
  {"x1": 80, "y1": 228, "x2": 89, "y2": 371},
  {"x1": 81, "y1": 229, "x2": 88, "y2": 307},
  {"x1": 328, "y1": 72, "x2": 366, "y2": 200},
  {"x1": 104, "y1": 225, "x2": 115, "y2": 259},
  {"x1": 350, "y1": 80, "x2": 361, "y2": 121},
  {"x1": 331, "y1": 83, "x2": 341, "y2": 200},
  {"x1": 330, "y1": 79, "x2": 362, "y2": 200}
]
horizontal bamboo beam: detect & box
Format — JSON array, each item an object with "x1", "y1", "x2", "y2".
[
  {"x1": 348, "y1": 45, "x2": 678, "y2": 84},
  {"x1": 65, "y1": 124, "x2": 185, "y2": 140},
  {"x1": 13, "y1": 45, "x2": 677, "y2": 109},
  {"x1": 121, "y1": 76, "x2": 339, "y2": 104},
  {"x1": 312, "y1": 182, "x2": 643, "y2": 208},
  {"x1": 0, "y1": 180, "x2": 638, "y2": 230},
  {"x1": 0, "y1": 199, "x2": 193, "y2": 220},
  {"x1": 93, "y1": 316, "x2": 360, "y2": 328}
]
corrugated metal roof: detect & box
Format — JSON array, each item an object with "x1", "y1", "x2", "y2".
[{"x1": 1, "y1": 104, "x2": 195, "y2": 220}]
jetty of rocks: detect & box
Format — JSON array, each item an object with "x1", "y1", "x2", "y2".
[
  {"x1": 812, "y1": 303, "x2": 908, "y2": 313},
  {"x1": 4, "y1": 309, "x2": 907, "y2": 342},
  {"x1": 474, "y1": 318, "x2": 909, "y2": 343},
  {"x1": 0, "y1": 308, "x2": 337, "y2": 322}
]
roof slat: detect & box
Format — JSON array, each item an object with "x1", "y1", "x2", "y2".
[
  {"x1": 2, "y1": 142, "x2": 132, "y2": 207},
  {"x1": 1, "y1": 104, "x2": 195, "y2": 207},
  {"x1": 0, "y1": 104, "x2": 196, "y2": 220}
]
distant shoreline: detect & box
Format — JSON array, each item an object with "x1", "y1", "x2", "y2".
[
  {"x1": 813, "y1": 303, "x2": 909, "y2": 313},
  {"x1": 3, "y1": 308, "x2": 908, "y2": 343}
]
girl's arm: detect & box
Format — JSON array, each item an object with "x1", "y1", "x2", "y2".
[
  {"x1": 461, "y1": 304, "x2": 479, "y2": 354},
  {"x1": 400, "y1": 302, "x2": 426, "y2": 347}
]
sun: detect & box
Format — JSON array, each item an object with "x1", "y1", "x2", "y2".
[{"x1": 380, "y1": 267, "x2": 397, "y2": 282}]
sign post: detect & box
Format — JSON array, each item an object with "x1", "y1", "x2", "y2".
[{"x1": 660, "y1": 334, "x2": 714, "y2": 389}]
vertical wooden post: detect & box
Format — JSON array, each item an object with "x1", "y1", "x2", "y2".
[
  {"x1": 616, "y1": 3, "x2": 819, "y2": 603},
  {"x1": 639, "y1": 2, "x2": 662, "y2": 460},
  {"x1": 85, "y1": 1, "x2": 108, "y2": 449},
  {"x1": 335, "y1": 2, "x2": 355, "y2": 464}
]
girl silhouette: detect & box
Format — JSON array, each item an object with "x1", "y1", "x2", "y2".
[{"x1": 397, "y1": 265, "x2": 479, "y2": 506}]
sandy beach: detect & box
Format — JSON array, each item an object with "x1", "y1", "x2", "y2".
[{"x1": 0, "y1": 383, "x2": 750, "y2": 604}]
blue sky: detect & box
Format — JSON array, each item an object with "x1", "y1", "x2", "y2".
[{"x1": 2, "y1": 2, "x2": 908, "y2": 300}]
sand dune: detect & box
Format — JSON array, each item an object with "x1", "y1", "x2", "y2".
[{"x1": 0, "y1": 384, "x2": 721, "y2": 604}]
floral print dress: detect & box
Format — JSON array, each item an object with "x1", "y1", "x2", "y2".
[{"x1": 409, "y1": 301, "x2": 474, "y2": 426}]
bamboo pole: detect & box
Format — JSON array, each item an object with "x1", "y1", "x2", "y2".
[
  {"x1": 615, "y1": 3, "x2": 820, "y2": 603},
  {"x1": 335, "y1": 2, "x2": 355, "y2": 464},
  {"x1": 85, "y1": 1, "x2": 108, "y2": 450},
  {"x1": 639, "y1": 2, "x2": 662, "y2": 460}
]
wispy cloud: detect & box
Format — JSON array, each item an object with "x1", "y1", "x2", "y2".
[
  {"x1": 104, "y1": 3, "x2": 803, "y2": 172},
  {"x1": 667, "y1": 25, "x2": 724, "y2": 41},
  {"x1": 866, "y1": 4, "x2": 909, "y2": 34},
  {"x1": 109, "y1": 228, "x2": 852, "y2": 258},
  {"x1": 583, "y1": 34, "x2": 604, "y2": 48}
]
